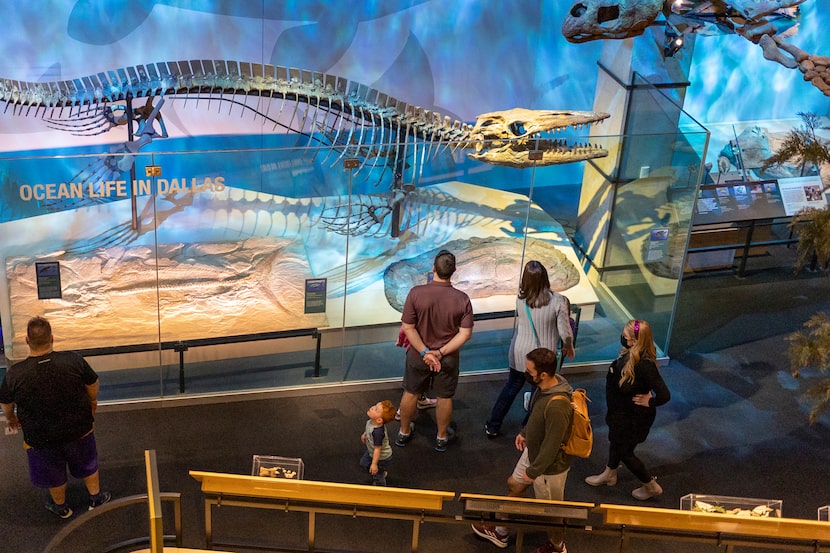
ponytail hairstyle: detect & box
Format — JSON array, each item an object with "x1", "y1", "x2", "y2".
[{"x1": 620, "y1": 319, "x2": 656, "y2": 386}]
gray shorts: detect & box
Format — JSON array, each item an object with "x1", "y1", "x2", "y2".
[{"x1": 402, "y1": 348, "x2": 459, "y2": 398}]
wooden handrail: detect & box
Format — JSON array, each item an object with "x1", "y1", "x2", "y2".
[
  {"x1": 597, "y1": 503, "x2": 830, "y2": 542},
  {"x1": 188, "y1": 471, "x2": 830, "y2": 552},
  {"x1": 190, "y1": 470, "x2": 454, "y2": 512}
]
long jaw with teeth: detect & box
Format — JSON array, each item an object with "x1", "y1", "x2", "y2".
[{"x1": 466, "y1": 107, "x2": 610, "y2": 168}]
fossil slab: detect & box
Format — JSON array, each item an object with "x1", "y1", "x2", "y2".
[
  {"x1": 383, "y1": 236, "x2": 581, "y2": 312},
  {"x1": 7, "y1": 237, "x2": 327, "y2": 353}
]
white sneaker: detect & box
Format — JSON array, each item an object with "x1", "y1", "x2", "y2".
[
  {"x1": 395, "y1": 396, "x2": 436, "y2": 421},
  {"x1": 417, "y1": 397, "x2": 437, "y2": 409}
]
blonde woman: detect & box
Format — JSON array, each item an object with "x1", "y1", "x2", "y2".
[{"x1": 585, "y1": 319, "x2": 670, "y2": 500}]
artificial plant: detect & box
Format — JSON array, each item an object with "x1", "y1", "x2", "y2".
[
  {"x1": 776, "y1": 114, "x2": 830, "y2": 422},
  {"x1": 788, "y1": 312, "x2": 830, "y2": 423}
]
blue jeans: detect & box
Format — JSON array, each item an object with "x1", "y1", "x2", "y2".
[
  {"x1": 359, "y1": 451, "x2": 391, "y2": 486},
  {"x1": 485, "y1": 369, "x2": 534, "y2": 434}
]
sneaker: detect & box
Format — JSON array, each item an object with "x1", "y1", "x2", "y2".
[
  {"x1": 395, "y1": 422, "x2": 415, "y2": 447},
  {"x1": 434, "y1": 427, "x2": 455, "y2": 452},
  {"x1": 471, "y1": 523, "x2": 509, "y2": 548},
  {"x1": 46, "y1": 501, "x2": 73, "y2": 519},
  {"x1": 88, "y1": 491, "x2": 112, "y2": 510},
  {"x1": 372, "y1": 471, "x2": 389, "y2": 486},
  {"x1": 417, "y1": 396, "x2": 438, "y2": 410},
  {"x1": 484, "y1": 424, "x2": 499, "y2": 438},
  {"x1": 530, "y1": 540, "x2": 567, "y2": 553}
]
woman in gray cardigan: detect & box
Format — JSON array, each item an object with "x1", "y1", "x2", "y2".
[{"x1": 484, "y1": 260, "x2": 575, "y2": 437}]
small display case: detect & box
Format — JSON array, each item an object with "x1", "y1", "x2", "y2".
[
  {"x1": 819, "y1": 505, "x2": 830, "y2": 521},
  {"x1": 252, "y1": 455, "x2": 304, "y2": 480},
  {"x1": 680, "y1": 494, "x2": 782, "y2": 517}
]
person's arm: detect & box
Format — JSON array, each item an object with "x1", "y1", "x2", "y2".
[
  {"x1": 401, "y1": 322, "x2": 440, "y2": 369},
  {"x1": 557, "y1": 296, "x2": 575, "y2": 360},
  {"x1": 370, "y1": 445, "x2": 382, "y2": 475},
  {"x1": 437, "y1": 326, "x2": 473, "y2": 357},
  {"x1": 1, "y1": 402, "x2": 19, "y2": 430},
  {"x1": 401, "y1": 322, "x2": 427, "y2": 354},
  {"x1": 437, "y1": 298, "x2": 474, "y2": 358},
  {"x1": 514, "y1": 432, "x2": 527, "y2": 452},
  {"x1": 632, "y1": 361, "x2": 671, "y2": 407},
  {"x1": 426, "y1": 326, "x2": 473, "y2": 371},
  {"x1": 646, "y1": 363, "x2": 671, "y2": 407},
  {"x1": 85, "y1": 379, "x2": 100, "y2": 415}
]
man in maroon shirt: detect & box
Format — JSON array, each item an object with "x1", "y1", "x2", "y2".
[{"x1": 396, "y1": 250, "x2": 474, "y2": 452}]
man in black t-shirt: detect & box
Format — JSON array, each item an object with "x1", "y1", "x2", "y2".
[{"x1": 0, "y1": 316, "x2": 111, "y2": 519}]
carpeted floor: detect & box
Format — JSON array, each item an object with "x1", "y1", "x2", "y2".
[{"x1": 3, "y1": 246, "x2": 830, "y2": 552}]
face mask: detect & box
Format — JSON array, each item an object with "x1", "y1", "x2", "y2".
[
  {"x1": 620, "y1": 335, "x2": 629, "y2": 348},
  {"x1": 524, "y1": 371, "x2": 537, "y2": 385}
]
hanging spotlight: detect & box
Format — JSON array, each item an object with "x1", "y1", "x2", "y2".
[{"x1": 663, "y1": 26, "x2": 685, "y2": 57}]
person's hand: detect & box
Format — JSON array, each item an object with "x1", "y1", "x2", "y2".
[
  {"x1": 520, "y1": 469, "x2": 534, "y2": 483},
  {"x1": 562, "y1": 344, "x2": 575, "y2": 360},
  {"x1": 6, "y1": 415, "x2": 20, "y2": 431},
  {"x1": 424, "y1": 351, "x2": 442, "y2": 372},
  {"x1": 632, "y1": 393, "x2": 652, "y2": 407},
  {"x1": 515, "y1": 434, "x2": 527, "y2": 451},
  {"x1": 360, "y1": 434, "x2": 366, "y2": 445},
  {"x1": 370, "y1": 463, "x2": 378, "y2": 475}
]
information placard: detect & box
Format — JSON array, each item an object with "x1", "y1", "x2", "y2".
[
  {"x1": 777, "y1": 175, "x2": 828, "y2": 216},
  {"x1": 693, "y1": 180, "x2": 786, "y2": 225},
  {"x1": 646, "y1": 227, "x2": 669, "y2": 262},
  {"x1": 304, "y1": 278, "x2": 327, "y2": 314},
  {"x1": 35, "y1": 261, "x2": 62, "y2": 300}
]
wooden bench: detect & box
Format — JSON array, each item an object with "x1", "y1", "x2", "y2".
[
  {"x1": 596, "y1": 503, "x2": 830, "y2": 552},
  {"x1": 190, "y1": 471, "x2": 455, "y2": 552}
]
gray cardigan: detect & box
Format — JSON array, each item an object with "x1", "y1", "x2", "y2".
[{"x1": 511, "y1": 291, "x2": 573, "y2": 371}]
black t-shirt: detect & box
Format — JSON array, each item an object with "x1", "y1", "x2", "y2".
[{"x1": 0, "y1": 351, "x2": 98, "y2": 448}]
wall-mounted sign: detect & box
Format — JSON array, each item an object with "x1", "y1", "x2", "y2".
[
  {"x1": 304, "y1": 278, "x2": 327, "y2": 314},
  {"x1": 35, "y1": 261, "x2": 62, "y2": 299}
]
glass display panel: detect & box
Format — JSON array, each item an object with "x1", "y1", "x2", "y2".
[
  {"x1": 581, "y1": 76, "x2": 708, "y2": 358},
  {"x1": 0, "y1": 120, "x2": 706, "y2": 401},
  {"x1": 0, "y1": 3, "x2": 709, "y2": 402}
]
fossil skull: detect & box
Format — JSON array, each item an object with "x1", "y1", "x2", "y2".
[
  {"x1": 467, "y1": 107, "x2": 609, "y2": 168},
  {"x1": 562, "y1": 0, "x2": 663, "y2": 42}
]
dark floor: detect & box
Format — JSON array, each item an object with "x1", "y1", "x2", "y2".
[{"x1": 3, "y1": 246, "x2": 830, "y2": 552}]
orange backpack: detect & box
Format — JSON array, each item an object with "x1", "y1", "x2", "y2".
[{"x1": 550, "y1": 389, "x2": 593, "y2": 458}]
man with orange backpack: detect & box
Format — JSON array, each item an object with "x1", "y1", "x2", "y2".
[{"x1": 472, "y1": 347, "x2": 576, "y2": 553}]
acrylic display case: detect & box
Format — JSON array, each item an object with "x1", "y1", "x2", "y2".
[
  {"x1": 680, "y1": 494, "x2": 782, "y2": 517},
  {"x1": 819, "y1": 505, "x2": 829, "y2": 521},
  {"x1": 252, "y1": 455, "x2": 304, "y2": 480}
]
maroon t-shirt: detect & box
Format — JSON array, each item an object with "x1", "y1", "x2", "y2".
[{"x1": 401, "y1": 280, "x2": 473, "y2": 351}]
